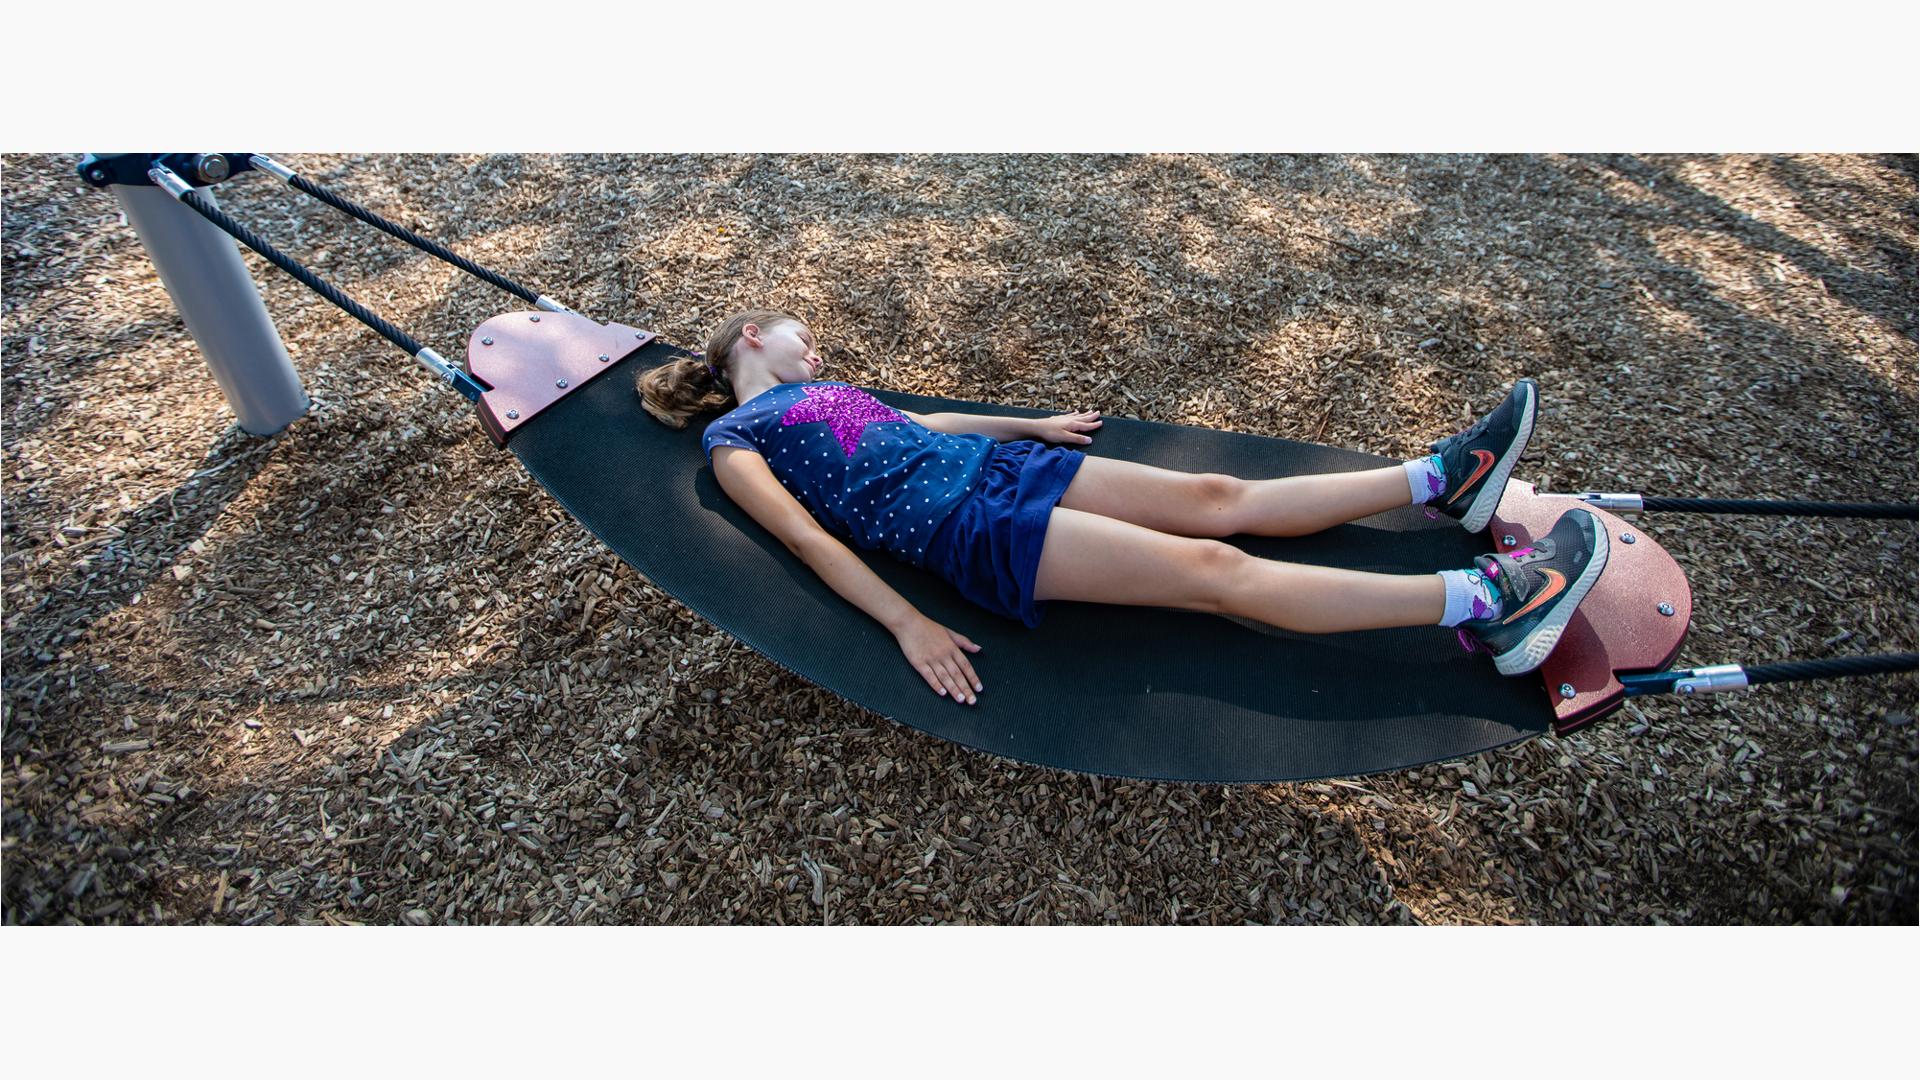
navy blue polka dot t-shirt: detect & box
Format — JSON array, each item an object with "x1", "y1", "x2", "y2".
[{"x1": 703, "y1": 381, "x2": 995, "y2": 569}]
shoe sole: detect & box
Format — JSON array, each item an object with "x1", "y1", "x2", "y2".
[
  {"x1": 1459, "y1": 379, "x2": 1536, "y2": 534},
  {"x1": 1492, "y1": 509, "x2": 1610, "y2": 677}
]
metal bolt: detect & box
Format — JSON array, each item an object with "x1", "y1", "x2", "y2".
[
  {"x1": 89, "y1": 168, "x2": 107, "y2": 183},
  {"x1": 481, "y1": 337, "x2": 494, "y2": 346},
  {"x1": 529, "y1": 315, "x2": 541, "y2": 322},
  {"x1": 598, "y1": 354, "x2": 610, "y2": 363},
  {"x1": 1621, "y1": 532, "x2": 1636, "y2": 544},
  {"x1": 1501, "y1": 534, "x2": 1516, "y2": 547},
  {"x1": 1559, "y1": 683, "x2": 1576, "y2": 700},
  {"x1": 1679, "y1": 684, "x2": 1696, "y2": 696},
  {"x1": 1658, "y1": 602, "x2": 1675, "y2": 617},
  {"x1": 555, "y1": 379, "x2": 569, "y2": 389},
  {"x1": 635, "y1": 332, "x2": 645, "y2": 339},
  {"x1": 506, "y1": 409, "x2": 520, "y2": 419}
]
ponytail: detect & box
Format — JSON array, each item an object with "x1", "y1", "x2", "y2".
[
  {"x1": 638, "y1": 353, "x2": 733, "y2": 429},
  {"x1": 636, "y1": 306, "x2": 803, "y2": 429}
]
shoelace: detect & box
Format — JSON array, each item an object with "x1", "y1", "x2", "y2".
[{"x1": 1446, "y1": 401, "x2": 1502, "y2": 447}]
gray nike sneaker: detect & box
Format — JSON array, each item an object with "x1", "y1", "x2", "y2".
[
  {"x1": 1428, "y1": 378, "x2": 1537, "y2": 533},
  {"x1": 1459, "y1": 507, "x2": 1609, "y2": 676}
]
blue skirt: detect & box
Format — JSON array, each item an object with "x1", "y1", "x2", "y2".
[{"x1": 924, "y1": 439, "x2": 1087, "y2": 628}]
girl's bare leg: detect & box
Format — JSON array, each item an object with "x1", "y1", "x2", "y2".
[
  {"x1": 1033, "y1": 505, "x2": 1445, "y2": 632},
  {"x1": 1228, "y1": 465, "x2": 1415, "y2": 536},
  {"x1": 1056, "y1": 456, "x2": 1414, "y2": 539}
]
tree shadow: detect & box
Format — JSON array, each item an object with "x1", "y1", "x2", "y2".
[
  {"x1": 3, "y1": 426, "x2": 280, "y2": 739},
  {"x1": 1571, "y1": 153, "x2": 1915, "y2": 342}
]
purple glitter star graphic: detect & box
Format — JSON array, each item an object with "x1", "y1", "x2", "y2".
[{"x1": 780, "y1": 385, "x2": 907, "y2": 458}]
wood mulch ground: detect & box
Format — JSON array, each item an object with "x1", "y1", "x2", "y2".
[{"x1": 3, "y1": 153, "x2": 1914, "y2": 925}]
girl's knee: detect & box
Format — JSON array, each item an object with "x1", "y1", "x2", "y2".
[
  {"x1": 1187, "y1": 538, "x2": 1251, "y2": 612},
  {"x1": 1195, "y1": 473, "x2": 1249, "y2": 537}
]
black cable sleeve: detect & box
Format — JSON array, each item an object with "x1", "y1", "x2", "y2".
[
  {"x1": 286, "y1": 173, "x2": 542, "y2": 306},
  {"x1": 177, "y1": 188, "x2": 426, "y2": 358},
  {"x1": 1743, "y1": 653, "x2": 1918, "y2": 686},
  {"x1": 1640, "y1": 497, "x2": 1918, "y2": 519}
]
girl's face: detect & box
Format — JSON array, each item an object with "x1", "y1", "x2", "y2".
[{"x1": 740, "y1": 320, "x2": 823, "y2": 384}]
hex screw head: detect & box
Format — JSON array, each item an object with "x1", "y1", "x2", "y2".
[
  {"x1": 635, "y1": 332, "x2": 645, "y2": 339},
  {"x1": 555, "y1": 379, "x2": 569, "y2": 389},
  {"x1": 1502, "y1": 534, "x2": 1516, "y2": 547},
  {"x1": 1621, "y1": 532, "x2": 1637, "y2": 544},
  {"x1": 89, "y1": 168, "x2": 107, "y2": 183},
  {"x1": 529, "y1": 315, "x2": 541, "y2": 322},
  {"x1": 481, "y1": 337, "x2": 494, "y2": 346},
  {"x1": 1559, "y1": 683, "x2": 1577, "y2": 700},
  {"x1": 506, "y1": 409, "x2": 520, "y2": 420},
  {"x1": 1658, "y1": 602, "x2": 1675, "y2": 617},
  {"x1": 598, "y1": 354, "x2": 610, "y2": 363}
]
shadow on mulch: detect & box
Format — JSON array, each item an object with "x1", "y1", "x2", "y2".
[{"x1": 4, "y1": 428, "x2": 279, "y2": 718}]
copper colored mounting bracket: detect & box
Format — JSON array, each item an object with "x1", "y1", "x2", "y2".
[
  {"x1": 1488, "y1": 479, "x2": 1693, "y2": 736},
  {"x1": 467, "y1": 311, "x2": 656, "y2": 446}
]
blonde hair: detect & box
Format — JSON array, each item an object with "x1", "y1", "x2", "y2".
[{"x1": 638, "y1": 307, "x2": 806, "y2": 429}]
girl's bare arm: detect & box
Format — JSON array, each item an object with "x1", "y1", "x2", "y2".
[
  {"x1": 711, "y1": 446, "x2": 920, "y2": 632},
  {"x1": 906, "y1": 410, "x2": 1042, "y2": 442},
  {"x1": 710, "y1": 446, "x2": 982, "y2": 702}
]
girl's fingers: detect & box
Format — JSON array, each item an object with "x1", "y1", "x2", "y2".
[
  {"x1": 943, "y1": 633, "x2": 983, "y2": 690},
  {"x1": 939, "y1": 658, "x2": 975, "y2": 704},
  {"x1": 944, "y1": 653, "x2": 975, "y2": 703},
  {"x1": 951, "y1": 661, "x2": 976, "y2": 704},
  {"x1": 957, "y1": 654, "x2": 982, "y2": 692}
]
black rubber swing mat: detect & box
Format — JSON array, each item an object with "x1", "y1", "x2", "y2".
[{"x1": 506, "y1": 341, "x2": 1553, "y2": 783}]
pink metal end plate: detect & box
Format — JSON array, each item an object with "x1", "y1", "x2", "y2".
[
  {"x1": 467, "y1": 311, "x2": 655, "y2": 446},
  {"x1": 1488, "y1": 480, "x2": 1692, "y2": 736}
]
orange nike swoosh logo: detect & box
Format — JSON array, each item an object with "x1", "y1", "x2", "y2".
[
  {"x1": 1502, "y1": 568, "x2": 1566, "y2": 625},
  {"x1": 1446, "y1": 449, "x2": 1497, "y2": 505}
]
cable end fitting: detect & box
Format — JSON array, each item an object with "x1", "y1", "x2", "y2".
[
  {"x1": 1672, "y1": 664, "x2": 1750, "y2": 696},
  {"x1": 249, "y1": 154, "x2": 297, "y2": 183},
  {"x1": 1573, "y1": 492, "x2": 1645, "y2": 512},
  {"x1": 414, "y1": 347, "x2": 488, "y2": 401},
  {"x1": 148, "y1": 164, "x2": 193, "y2": 200}
]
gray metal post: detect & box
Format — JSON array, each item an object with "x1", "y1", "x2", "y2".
[{"x1": 114, "y1": 183, "x2": 310, "y2": 436}]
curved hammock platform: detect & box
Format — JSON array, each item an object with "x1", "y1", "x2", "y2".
[
  {"x1": 99, "y1": 154, "x2": 1908, "y2": 786},
  {"x1": 484, "y1": 311, "x2": 1576, "y2": 783}
]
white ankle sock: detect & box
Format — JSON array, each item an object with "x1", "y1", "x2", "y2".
[
  {"x1": 1404, "y1": 454, "x2": 1446, "y2": 505},
  {"x1": 1436, "y1": 568, "x2": 1501, "y2": 627}
]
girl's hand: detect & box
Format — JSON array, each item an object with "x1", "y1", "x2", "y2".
[
  {"x1": 893, "y1": 615, "x2": 983, "y2": 705},
  {"x1": 1032, "y1": 410, "x2": 1102, "y2": 446}
]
